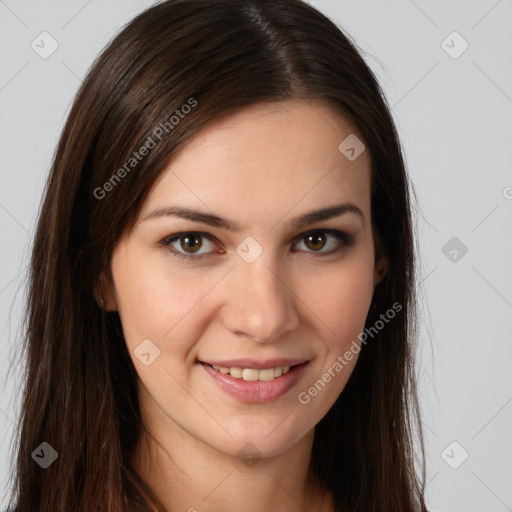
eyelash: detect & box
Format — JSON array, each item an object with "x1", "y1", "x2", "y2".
[{"x1": 160, "y1": 229, "x2": 354, "y2": 261}]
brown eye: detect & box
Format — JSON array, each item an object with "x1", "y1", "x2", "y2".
[
  {"x1": 304, "y1": 232, "x2": 327, "y2": 251},
  {"x1": 161, "y1": 232, "x2": 220, "y2": 260},
  {"x1": 180, "y1": 234, "x2": 203, "y2": 253},
  {"x1": 292, "y1": 229, "x2": 354, "y2": 256}
]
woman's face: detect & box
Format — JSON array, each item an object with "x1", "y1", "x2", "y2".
[{"x1": 106, "y1": 99, "x2": 385, "y2": 460}]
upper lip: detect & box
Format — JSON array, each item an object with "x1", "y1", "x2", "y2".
[{"x1": 199, "y1": 358, "x2": 309, "y2": 369}]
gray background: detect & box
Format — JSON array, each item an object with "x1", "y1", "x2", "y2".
[{"x1": 1, "y1": 1, "x2": 511, "y2": 510}]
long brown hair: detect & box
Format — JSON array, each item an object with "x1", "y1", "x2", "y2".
[{"x1": 6, "y1": 0, "x2": 426, "y2": 510}]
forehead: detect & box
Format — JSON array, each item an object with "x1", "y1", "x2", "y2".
[{"x1": 141, "y1": 99, "x2": 371, "y2": 229}]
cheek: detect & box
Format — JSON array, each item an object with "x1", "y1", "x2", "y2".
[
  {"x1": 303, "y1": 258, "x2": 375, "y2": 346},
  {"x1": 111, "y1": 246, "x2": 215, "y2": 350},
  {"x1": 294, "y1": 260, "x2": 374, "y2": 418}
]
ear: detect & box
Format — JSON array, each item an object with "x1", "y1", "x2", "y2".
[
  {"x1": 93, "y1": 271, "x2": 118, "y2": 311},
  {"x1": 372, "y1": 232, "x2": 388, "y2": 288},
  {"x1": 373, "y1": 255, "x2": 388, "y2": 287}
]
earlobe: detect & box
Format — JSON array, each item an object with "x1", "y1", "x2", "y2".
[{"x1": 93, "y1": 272, "x2": 118, "y2": 311}]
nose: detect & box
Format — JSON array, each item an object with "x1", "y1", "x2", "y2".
[{"x1": 220, "y1": 255, "x2": 299, "y2": 343}]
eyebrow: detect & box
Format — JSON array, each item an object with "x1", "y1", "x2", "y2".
[{"x1": 140, "y1": 201, "x2": 363, "y2": 230}]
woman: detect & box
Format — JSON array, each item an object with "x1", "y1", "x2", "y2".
[{"x1": 7, "y1": 0, "x2": 427, "y2": 510}]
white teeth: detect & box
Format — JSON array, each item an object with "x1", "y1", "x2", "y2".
[
  {"x1": 229, "y1": 367, "x2": 243, "y2": 379},
  {"x1": 242, "y1": 369, "x2": 260, "y2": 381},
  {"x1": 210, "y1": 364, "x2": 296, "y2": 380},
  {"x1": 258, "y1": 368, "x2": 275, "y2": 381}
]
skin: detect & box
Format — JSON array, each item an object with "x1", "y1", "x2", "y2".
[{"x1": 99, "y1": 99, "x2": 387, "y2": 512}]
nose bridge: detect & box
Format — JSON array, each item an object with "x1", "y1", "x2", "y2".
[{"x1": 222, "y1": 249, "x2": 298, "y2": 342}]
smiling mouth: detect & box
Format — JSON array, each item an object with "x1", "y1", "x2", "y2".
[
  {"x1": 199, "y1": 360, "x2": 310, "y2": 403},
  {"x1": 208, "y1": 364, "x2": 298, "y2": 381}
]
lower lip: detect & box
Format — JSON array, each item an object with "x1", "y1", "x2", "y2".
[{"x1": 200, "y1": 362, "x2": 309, "y2": 403}]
